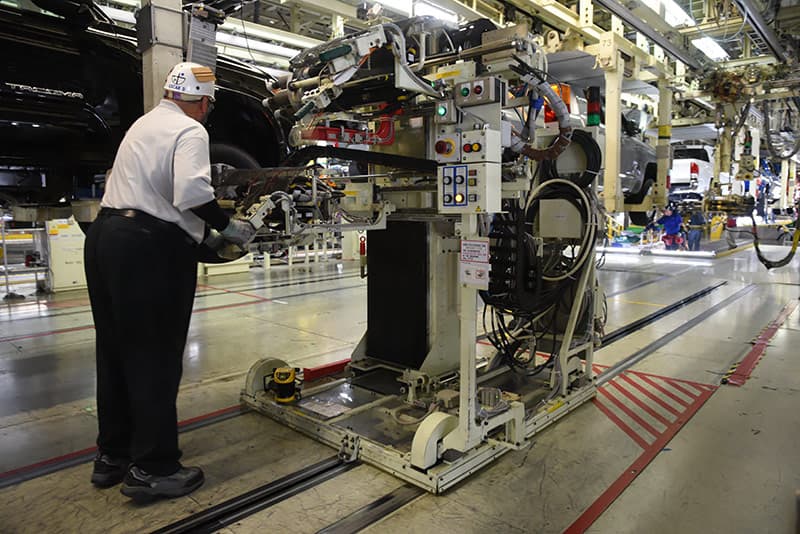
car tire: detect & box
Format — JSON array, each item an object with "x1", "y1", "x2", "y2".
[
  {"x1": 629, "y1": 210, "x2": 654, "y2": 226},
  {"x1": 210, "y1": 143, "x2": 260, "y2": 169},
  {"x1": 197, "y1": 143, "x2": 261, "y2": 264}
]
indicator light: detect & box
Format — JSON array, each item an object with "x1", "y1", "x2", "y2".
[
  {"x1": 460, "y1": 87, "x2": 470, "y2": 97},
  {"x1": 437, "y1": 105, "x2": 448, "y2": 116},
  {"x1": 463, "y1": 144, "x2": 472, "y2": 152},
  {"x1": 474, "y1": 85, "x2": 483, "y2": 95},
  {"x1": 454, "y1": 193, "x2": 465, "y2": 203},
  {"x1": 471, "y1": 143, "x2": 481, "y2": 152}
]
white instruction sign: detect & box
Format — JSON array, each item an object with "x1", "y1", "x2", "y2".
[
  {"x1": 460, "y1": 239, "x2": 490, "y2": 263},
  {"x1": 460, "y1": 238, "x2": 490, "y2": 290}
]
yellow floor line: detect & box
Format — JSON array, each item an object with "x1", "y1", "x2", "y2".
[{"x1": 714, "y1": 242, "x2": 754, "y2": 258}]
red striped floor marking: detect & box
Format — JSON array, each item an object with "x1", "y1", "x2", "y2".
[
  {"x1": 564, "y1": 364, "x2": 717, "y2": 533},
  {"x1": 726, "y1": 300, "x2": 799, "y2": 386}
]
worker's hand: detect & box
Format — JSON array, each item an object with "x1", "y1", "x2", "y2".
[
  {"x1": 509, "y1": 134, "x2": 528, "y2": 153},
  {"x1": 220, "y1": 218, "x2": 256, "y2": 247}
]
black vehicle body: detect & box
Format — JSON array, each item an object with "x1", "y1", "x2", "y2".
[{"x1": 0, "y1": 1, "x2": 285, "y2": 207}]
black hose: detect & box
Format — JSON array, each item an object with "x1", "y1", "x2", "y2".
[{"x1": 540, "y1": 129, "x2": 602, "y2": 188}]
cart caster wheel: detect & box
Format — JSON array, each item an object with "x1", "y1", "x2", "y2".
[{"x1": 244, "y1": 358, "x2": 288, "y2": 397}]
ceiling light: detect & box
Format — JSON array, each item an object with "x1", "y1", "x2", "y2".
[
  {"x1": 216, "y1": 32, "x2": 299, "y2": 58},
  {"x1": 661, "y1": 0, "x2": 695, "y2": 27},
  {"x1": 413, "y1": 1, "x2": 458, "y2": 22},
  {"x1": 378, "y1": 0, "x2": 412, "y2": 15},
  {"x1": 219, "y1": 20, "x2": 321, "y2": 49},
  {"x1": 216, "y1": 46, "x2": 291, "y2": 69},
  {"x1": 691, "y1": 37, "x2": 729, "y2": 61},
  {"x1": 99, "y1": 5, "x2": 135, "y2": 24}
]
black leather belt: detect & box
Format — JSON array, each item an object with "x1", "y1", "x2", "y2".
[
  {"x1": 98, "y1": 207, "x2": 195, "y2": 246},
  {"x1": 99, "y1": 208, "x2": 143, "y2": 220}
]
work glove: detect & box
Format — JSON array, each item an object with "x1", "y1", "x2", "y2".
[
  {"x1": 220, "y1": 218, "x2": 256, "y2": 247},
  {"x1": 509, "y1": 134, "x2": 528, "y2": 153}
]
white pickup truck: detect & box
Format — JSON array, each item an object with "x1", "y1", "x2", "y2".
[{"x1": 669, "y1": 145, "x2": 715, "y2": 198}]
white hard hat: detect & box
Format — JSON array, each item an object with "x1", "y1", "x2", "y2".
[{"x1": 163, "y1": 62, "x2": 216, "y2": 101}]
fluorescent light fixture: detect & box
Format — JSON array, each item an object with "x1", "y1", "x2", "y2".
[
  {"x1": 691, "y1": 37, "x2": 729, "y2": 61},
  {"x1": 216, "y1": 46, "x2": 291, "y2": 69},
  {"x1": 216, "y1": 32, "x2": 300, "y2": 59},
  {"x1": 661, "y1": 0, "x2": 695, "y2": 27},
  {"x1": 99, "y1": 5, "x2": 136, "y2": 24},
  {"x1": 219, "y1": 19, "x2": 322, "y2": 50},
  {"x1": 378, "y1": 0, "x2": 412, "y2": 15},
  {"x1": 413, "y1": 1, "x2": 458, "y2": 22},
  {"x1": 109, "y1": 0, "x2": 140, "y2": 7}
]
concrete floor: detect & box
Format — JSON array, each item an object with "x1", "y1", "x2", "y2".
[{"x1": 0, "y1": 246, "x2": 799, "y2": 533}]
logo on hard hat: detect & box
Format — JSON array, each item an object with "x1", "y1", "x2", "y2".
[{"x1": 170, "y1": 72, "x2": 186, "y2": 86}]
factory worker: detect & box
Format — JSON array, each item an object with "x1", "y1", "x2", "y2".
[{"x1": 83, "y1": 62, "x2": 255, "y2": 503}]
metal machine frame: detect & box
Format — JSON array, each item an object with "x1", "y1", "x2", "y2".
[{"x1": 239, "y1": 17, "x2": 601, "y2": 494}]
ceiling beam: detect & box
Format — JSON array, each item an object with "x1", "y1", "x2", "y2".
[
  {"x1": 592, "y1": 0, "x2": 704, "y2": 70},
  {"x1": 283, "y1": 0, "x2": 369, "y2": 29},
  {"x1": 678, "y1": 17, "x2": 746, "y2": 40},
  {"x1": 733, "y1": 0, "x2": 787, "y2": 62}
]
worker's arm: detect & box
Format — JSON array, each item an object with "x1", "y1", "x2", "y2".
[
  {"x1": 172, "y1": 129, "x2": 216, "y2": 213},
  {"x1": 190, "y1": 199, "x2": 229, "y2": 231}
]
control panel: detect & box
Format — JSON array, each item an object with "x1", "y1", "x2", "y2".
[
  {"x1": 455, "y1": 77, "x2": 505, "y2": 107},
  {"x1": 434, "y1": 132, "x2": 461, "y2": 164},
  {"x1": 461, "y1": 129, "x2": 501, "y2": 163},
  {"x1": 438, "y1": 162, "x2": 501, "y2": 214},
  {"x1": 434, "y1": 100, "x2": 458, "y2": 124}
]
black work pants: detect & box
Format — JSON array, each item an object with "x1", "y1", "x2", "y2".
[{"x1": 84, "y1": 211, "x2": 198, "y2": 475}]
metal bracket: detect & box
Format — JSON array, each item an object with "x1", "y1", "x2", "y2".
[{"x1": 339, "y1": 434, "x2": 361, "y2": 463}]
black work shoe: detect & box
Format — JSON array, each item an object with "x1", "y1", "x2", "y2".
[
  {"x1": 91, "y1": 453, "x2": 130, "y2": 488},
  {"x1": 120, "y1": 465, "x2": 205, "y2": 504}
]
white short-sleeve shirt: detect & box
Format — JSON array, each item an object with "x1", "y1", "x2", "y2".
[{"x1": 101, "y1": 99, "x2": 215, "y2": 243}]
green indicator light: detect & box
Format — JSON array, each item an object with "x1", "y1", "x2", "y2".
[
  {"x1": 587, "y1": 113, "x2": 600, "y2": 126},
  {"x1": 437, "y1": 105, "x2": 447, "y2": 116},
  {"x1": 460, "y1": 87, "x2": 470, "y2": 97}
]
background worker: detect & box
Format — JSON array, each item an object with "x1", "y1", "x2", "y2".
[
  {"x1": 84, "y1": 62, "x2": 255, "y2": 503},
  {"x1": 650, "y1": 204, "x2": 684, "y2": 250},
  {"x1": 687, "y1": 208, "x2": 706, "y2": 251}
]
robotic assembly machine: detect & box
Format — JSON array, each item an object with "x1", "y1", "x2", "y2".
[{"x1": 223, "y1": 17, "x2": 605, "y2": 493}]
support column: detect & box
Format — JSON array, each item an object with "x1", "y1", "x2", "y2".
[
  {"x1": 780, "y1": 158, "x2": 790, "y2": 211},
  {"x1": 714, "y1": 126, "x2": 733, "y2": 194},
  {"x1": 654, "y1": 77, "x2": 671, "y2": 207},
  {"x1": 603, "y1": 50, "x2": 624, "y2": 214},
  {"x1": 141, "y1": 0, "x2": 184, "y2": 112},
  {"x1": 443, "y1": 215, "x2": 480, "y2": 452},
  {"x1": 331, "y1": 14, "x2": 345, "y2": 39},
  {"x1": 790, "y1": 160, "x2": 798, "y2": 210},
  {"x1": 290, "y1": 5, "x2": 301, "y2": 34}
]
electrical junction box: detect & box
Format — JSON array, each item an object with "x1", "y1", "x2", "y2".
[
  {"x1": 455, "y1": 77, "x2": 505, "y2": 107},
  {"x1": 438, "y1": 162, "x2": 501, "y2": 214},
  {"x1": 341, "y1": 182, "x2": 373, "y2": 215},
  {"x1": 434, "y1": 100, "x2": 458, "y2": 125},
  {"x1": 461, "y1": 129, "x2": 501, "y2": 163},
  {"x1": 539, "y1": 199, "x2": 583, "y2": 239},
  {"x1": 434, "y1": 132, "x2": 461, "y2": 164},
  {"x1": 739, "y1": 154, "x2": 755, "y2": 172}
]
